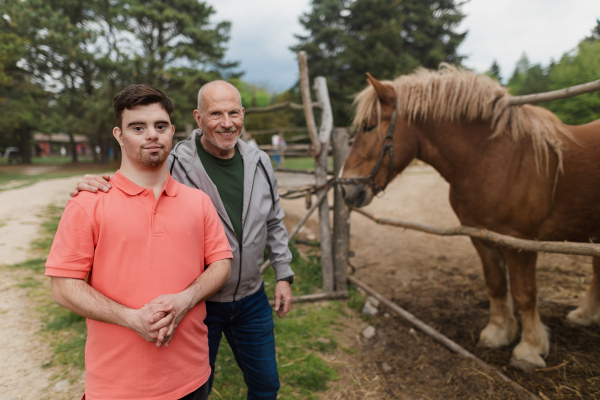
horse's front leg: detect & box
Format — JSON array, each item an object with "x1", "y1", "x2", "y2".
[
  {"x1": 505, "y1": 249, "x2": 549, "y2": 372},
  {"x1": 471, "y1": 238, "x2": 519, "y2": 348},
  {"x1": 567, "y1": 256, "x2": 600, "y2": 325}
]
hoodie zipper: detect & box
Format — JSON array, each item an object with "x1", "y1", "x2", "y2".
[{"x1": 232, "y1": 233, "x2": 243, "y2": 301}]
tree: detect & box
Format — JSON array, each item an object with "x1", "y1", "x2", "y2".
[
  {"x1": 291, "y1": 0, "x2": 466, "y2": 125},
  {"x1": 546, "y1": 39, "x2": 600, "y2": 124},
  {"x1": 1, "y1": 0, "x2": 239, "y2": 163},
  {"x1": 584, "y1": 18, "x2": 600, "y2": 41},
  {"x1": 114, "y1": 0, "x2": 238, "y2": 88},
  {"x1": 0, "y1": 0, "x2": 49, "y2": 163},
  {"x1": 486, "y1": 60, "x2": 502, "y2": 83}
]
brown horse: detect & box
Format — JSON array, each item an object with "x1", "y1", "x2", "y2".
[{"x1": 340, "y1": 64, "x2": 600, "y2": 372}]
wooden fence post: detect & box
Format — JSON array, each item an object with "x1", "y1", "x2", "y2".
[
  {"x1": 313, "y1": 77, "x2": 335, "y2": 293},
  {"x1": 297, "y1": 51, "x2": 321, "y2": 155},
  {"x1": 332, "y1": 128, "x2": 350, "y2": 292},
  {"x1": 297, "y1": 51, "x2": 335, "y2": 293}
]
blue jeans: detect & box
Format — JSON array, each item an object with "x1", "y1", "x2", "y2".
[{"x1": 205, "y1": 285, "x2": 280, "y2": 400}]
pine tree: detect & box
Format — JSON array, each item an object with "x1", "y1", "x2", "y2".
[{"x1": 291, "y1": 0, "x2": 466, "y2": 125}]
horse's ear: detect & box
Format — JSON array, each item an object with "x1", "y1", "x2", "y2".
[{"x1": 366, "y1": 72, "x2": 395, "y2": 105}]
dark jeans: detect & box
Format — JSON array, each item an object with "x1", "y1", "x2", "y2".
[
  {"x1": 179, "y1": 381, "x2": 209, "y2": 400},
  {"x1": 205, "y1": 285, "x2": 280, "y2": 400}
]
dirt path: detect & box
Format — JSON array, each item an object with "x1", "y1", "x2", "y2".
[{"x1": 0, "y1": 176, "x2": 84, "y2": 400}]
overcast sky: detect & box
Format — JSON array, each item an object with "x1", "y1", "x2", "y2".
[{"x1": 210, "y1": 0, "x2": 600, "y2": 91}]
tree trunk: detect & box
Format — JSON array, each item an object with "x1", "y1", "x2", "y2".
[
  {"x1": 69, "y1": 133, "x2": 79, "y2": 163},
  {"x1": 18, "y1": 127, "x2": 32, "y2": 164}
]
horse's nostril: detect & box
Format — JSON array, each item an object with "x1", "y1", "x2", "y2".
[{"x1": 340, "y1": 185, "x2": 347, "y2": 198}]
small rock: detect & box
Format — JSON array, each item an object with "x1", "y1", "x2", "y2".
[
  {"x1": 317, "y1": 337, "x2": 331, "y2": 345},
  {"x1": 53, "y1": 380, "x2": 70, "y2": 393},
  {"x1": 362, "y1": 300, "x2": 379, "y2": 316},
  {"x1": 366, "y1": 296, "x2": 380, "y2": 308},
  {"x1": 381, "y1": 362, "x2": 393, "y2": 373},
  {"x1": 362, "y1": 325, "x2": 376, "y2": 339}
]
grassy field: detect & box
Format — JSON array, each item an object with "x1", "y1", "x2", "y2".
[
  {"x1": 4, "y1": 161, "x2": 365, "y2": 399},
  {"x1": 0, "y1": 158, "x2": 119, "y2": 191}
]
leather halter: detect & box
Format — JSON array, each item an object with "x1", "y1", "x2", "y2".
[{"x1": 339, "y1": 106, "x2": 397, "y2": 195}]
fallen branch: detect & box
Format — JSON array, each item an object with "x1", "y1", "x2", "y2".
[
  {"x1": 352, "y1": 208, "x2": 600, "y2": 257},
  {"x1": 269, "y1": 291, "x2": 348, "y2": 307},
  {"x1": 348, "y1": 275, "x2": 541, "y2": 400}
]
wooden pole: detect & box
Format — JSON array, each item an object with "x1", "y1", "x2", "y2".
[
  {"x1": 348, "y1": 276, "x2": 541, "y2": 400},
  {"x1": 260, "y1": 193, "x2": 327, "y2": 275},
  {"x1": 509, "y1": 79, "x2": 600, "y2": 105},
  {"x1": 297, "y1": 51, "x2": 321, "y2": 155},
  {"x1": 313, "y1": 76, "x2": 335, "y2": 293},
  {"x1": 332, "y1": 128, "x2": 350, "y2": 292},
  {"x1": 353, "y1": 208, "x2": 600, "y2": 257}
]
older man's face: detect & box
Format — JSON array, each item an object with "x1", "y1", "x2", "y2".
[{"x1": 194, "y1": 83, "x2": 245, "y2": 159}]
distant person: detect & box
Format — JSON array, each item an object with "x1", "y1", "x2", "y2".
[
  {"x1": 47, "y1": 84, "x2": 232, "y2": 399},
  {"x1": 71, "y1": 80, "x2": 294, "y2": 399},
  {"x1": 246, "y1": 133, "x2": 258, "y2": 149},
  {"x1": 271, "y1": 133, "x2": 281, "y2": 166}
]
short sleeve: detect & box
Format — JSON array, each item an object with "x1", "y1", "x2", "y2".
[
  {"x1": 202, "y1": 196, "x2": 233, "y2": 266},
  {"x1": 45, "y1": 200, "x2": 95, "y2": 279}
]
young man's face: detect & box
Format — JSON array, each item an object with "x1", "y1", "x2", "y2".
[
  {"x1": 193, "y1": 83, "x2": 245, "y2": 159},
  {"x1": 113, "y1": 103, "x2": 174, "y2": 169}
]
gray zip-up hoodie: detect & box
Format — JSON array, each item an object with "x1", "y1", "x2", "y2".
[{"x1": 168, "y1": 130, "x2": 294, "y2": 302}]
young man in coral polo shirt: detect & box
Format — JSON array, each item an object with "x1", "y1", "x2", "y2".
[{"x1": 45, "y1": 84, "x2": 232, "y2": 400}]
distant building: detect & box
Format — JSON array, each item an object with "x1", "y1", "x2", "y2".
[{"x1": 33, "y1": 133, "x2": 90, "y2": 156}]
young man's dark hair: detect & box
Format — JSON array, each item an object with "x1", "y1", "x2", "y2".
[{"x1": 113, "y1": 84, "x2": 175, "y2": 128}]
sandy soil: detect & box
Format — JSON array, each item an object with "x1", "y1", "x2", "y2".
[{"x1": 0, "y1": 176, "x2": 85, "y2": 400}]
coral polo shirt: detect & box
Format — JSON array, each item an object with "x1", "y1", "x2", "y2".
[{"x1": 45, "y1": 171, "x2": 232, "y2": 400}]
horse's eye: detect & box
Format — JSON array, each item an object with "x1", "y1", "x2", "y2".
[{"x1": 363, "y1": 124, "x2": 376, "y2": 133}]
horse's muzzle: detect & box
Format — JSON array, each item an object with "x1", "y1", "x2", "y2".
[{"x1": 341, "y1": 183, "x2": 372, "y2": 208}]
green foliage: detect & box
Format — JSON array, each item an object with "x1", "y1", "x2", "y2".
[
  {"x1": 545, "y1": 40, "x2": 600, "y2": 124},
  {"x1": 0, "y1": 0, "x2": 240, "y2": 162},
  {"x1": 506, "y1": 21, "x2": 600, "y2": 125},
  {"x1": 291, "y1": 0, "x2": 467, "y2": 125},
  {"x1": 485, "y1": 60, "x2": 502, "y2": 84}
]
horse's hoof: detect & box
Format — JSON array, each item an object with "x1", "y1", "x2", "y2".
[
  {"x1": 509, "y1": 355, "x2": 546, "y2": 373},
  {"x1": 477, "y1": 323, "x2": 515, "y2": 348},
  {"x1": 566, "y1": 308, "x2": 593, "y2": 326},
  {"x1": 510, "y1": 341, "x2": 547, "y2": 372}
]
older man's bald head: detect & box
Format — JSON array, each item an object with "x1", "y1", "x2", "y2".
[{"x1": 197, "y1": 80, "x2": 243, "y2": 115}]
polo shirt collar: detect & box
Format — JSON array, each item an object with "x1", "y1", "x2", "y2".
[{"x1": 111, "y1": 170, "x2": 178, "y2": 197}]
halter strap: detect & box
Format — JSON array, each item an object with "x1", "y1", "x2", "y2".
[{"x1": 338, "y1": 104, "x2": 397, "y2": 195}]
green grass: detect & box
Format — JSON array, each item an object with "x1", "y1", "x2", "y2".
[
  {"x1": 211, "y1": 243, "x2": 343, "y2": 399},
  {"x1": 276, "y1": 156, "x2": 333, "y2": 171},
  {"x1": 0, "y1": 158, "x2": 118, "y2": 191}
]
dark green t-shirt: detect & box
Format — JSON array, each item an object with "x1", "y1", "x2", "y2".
[{"x1": 196, "y1": 136, "x2": 244, "y2": 241}]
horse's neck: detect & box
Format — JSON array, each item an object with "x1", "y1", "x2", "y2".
[{"x1": 416, "y1": 121, "x2": 501, "y2": 187}]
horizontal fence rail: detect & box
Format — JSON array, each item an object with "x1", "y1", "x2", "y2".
[{"x1": 352, "y1": 207, "x2": 600, "y2": 257}]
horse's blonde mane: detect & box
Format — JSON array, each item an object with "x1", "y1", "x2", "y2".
[{"x1": 353, "y1": 63, "x2": 573, "y2": 173}]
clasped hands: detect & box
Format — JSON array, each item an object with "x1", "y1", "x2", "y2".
[{"x1": 135, "y1": 291, "x2": 194, "y2": 348}]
